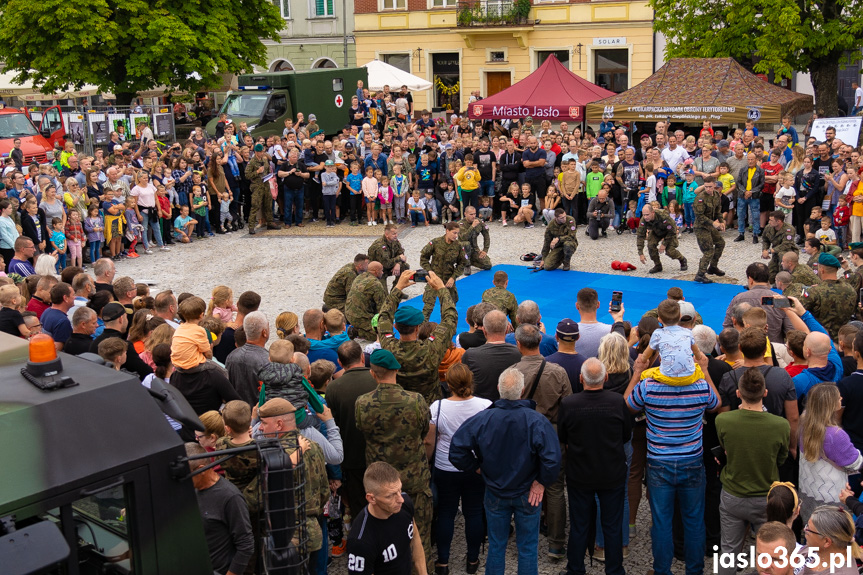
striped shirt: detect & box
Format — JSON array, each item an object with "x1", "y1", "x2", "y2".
[{"x1": 627, "y1": 377, "x2": 718, "y2": 460}]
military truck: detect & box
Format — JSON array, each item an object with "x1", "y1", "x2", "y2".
[
  {"x1": 0, "y1": 332, "x2": 306, "y2": 574},
  {"x1": 206, "y1": 67, "x2": 368, "y2": 139}
]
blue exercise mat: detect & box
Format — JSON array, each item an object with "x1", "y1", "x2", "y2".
[{"x1": 404, "y1": 265, "x2": 746, "y2": 334}]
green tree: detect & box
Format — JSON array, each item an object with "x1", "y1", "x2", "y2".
[
  {"x1": 0, "y1": 0, "x2": 283, "y2": 105},
  {"x1": 651, "y1": 0, "x2": 863, "y2": 116}
]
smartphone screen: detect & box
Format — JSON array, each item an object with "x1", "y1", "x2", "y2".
[
  {"x1": 611, "y1": 291, "x2": 623, "y2": 312},
  {"x1": 773, "y1": 297, "x2": 791, "y2": 309},
  {"x1": 761, "y1": 296, "x2": 774, "y2": 306}
]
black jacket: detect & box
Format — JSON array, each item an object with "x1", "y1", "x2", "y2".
[
  {"x1": 20, "y1": 208, "x2": 48, "y2": 246},
  {"x1": 499, "y1": 150, "x2": 523, "y2": 180}
]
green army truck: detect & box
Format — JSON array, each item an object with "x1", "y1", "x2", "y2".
[{"x1": 206, "y1": 67, "x2": 368, "y2": 139}]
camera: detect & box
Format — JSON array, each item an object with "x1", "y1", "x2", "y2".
[{"x1": 414, "y1": 270, "x2": 429, "y2": 282}]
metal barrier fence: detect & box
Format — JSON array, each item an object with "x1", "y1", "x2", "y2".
[{"x1": 27, "y1": 104, "x2": 178, "y2": 155}]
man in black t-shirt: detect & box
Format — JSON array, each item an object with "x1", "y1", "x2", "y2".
[
  {"x1": 474, "y1": 138, "x2": 497, "y2": 205},
  {"x1": 277, "y1": 148, "x2": 309, "y2": 227},
  {"x1": 346, "y1": 462, "x2": 427, "y2": 575}
]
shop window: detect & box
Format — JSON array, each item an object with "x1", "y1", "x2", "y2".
[
  {"x1": 594, "y1": 49, "x2": 629, "y2": 93},
  {"x1": 432, "y1": 53, "x2": 460, "y2": 113},
  {"x1": 536, "y1": 49, "x2": 569, "y2": 70}
]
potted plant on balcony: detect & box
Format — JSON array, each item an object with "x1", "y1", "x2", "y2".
[{"x1": 512, "y1": 0, "x2": 530, "y2": 23}]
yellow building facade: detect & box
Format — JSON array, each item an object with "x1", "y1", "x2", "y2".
[{"x1": 354, "y1": 0, "x2": 656, "y2": 115}]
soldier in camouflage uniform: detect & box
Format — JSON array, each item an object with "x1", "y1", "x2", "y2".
[
  {"x1": 482, "y1": 270, "x2": 519, "y2": 327},
  {"x1": 345, "y1": 262, "x2": 387, "y2": 340},
  {"x1": 355, "y1": 349, "x2": 434, "y2": 574},
  {"x1": 245, "y1": 143, "x2": 280, "y2": 234},
  {"x1": 762, "y1": 211, "x2": 800, "y2": 283},
  {"x1": 419, "y1": 222, "x2": 467, "y2": 320},
  {"x1": 257, "y1": 398, "x2": 329, "y2": 559},
  {"x1": 368, "y1": 224, "x2": 410, "y2": 289},
  {"x1": 458, "y1": 206, "x2": 492, "y2": 275},
  {"x1": 378, "y1": 269, "x2": 457, "y2": 404},
  {"x1": 541, "y1": 208, "x2": 578, "y2": 271},
  {"x1": 637, "y1": 204, "x2": 688, "y2": 273},
  {"x1": 781, "y1": 250, "x2": 821, "y2": 294},
  {"x1": 323, "y1": 253, "x2": 369, "y2": 314},
  {"x1": 802, "y1": 253, "x2": 857, "y2": 341},
  {"x1": 693, "y1": 176, "x2": 726, "y2": 284}
]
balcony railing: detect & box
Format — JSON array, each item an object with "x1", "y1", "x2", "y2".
[{"x1": 456, "y1": 0, "x2": 531, "y2": 27}]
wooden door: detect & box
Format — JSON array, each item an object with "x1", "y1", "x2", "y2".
[{"x1": 486, "y1": 72, "x2": 511, "y2": 97}]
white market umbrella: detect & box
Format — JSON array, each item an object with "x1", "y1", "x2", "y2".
[{"x1": 363, "y1": 59, "x2": 432, "y2": 92}]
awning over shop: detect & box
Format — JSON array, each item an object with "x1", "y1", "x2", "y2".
[
  {"x1": 467, "y1": 55, "x2": 615, "y2": 122},
  {"x1": 585, "y1": 58, "x2": 813, "y2": 124},
  {"x1": 363, "y1": 59, "x2": 432, "y2": 92}
]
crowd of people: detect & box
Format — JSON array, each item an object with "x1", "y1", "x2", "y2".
[{"x1": 3, "y1": 104, "x2": 863, "y2": 575}]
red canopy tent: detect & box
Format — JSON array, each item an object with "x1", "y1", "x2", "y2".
[{"x1": 468, "y1": 55, "x2": 615, "y2": 122}]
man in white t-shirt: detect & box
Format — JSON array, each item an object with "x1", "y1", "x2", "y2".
[
  {"x1": 852, "y1": 82, "x2": 863, "y2": 116},
  {"x1": 661, "y1": 135, "x2": 690, "y2": 172}
]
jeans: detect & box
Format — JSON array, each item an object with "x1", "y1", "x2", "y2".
[
  {"x1": 349, "y1": 193, "x2": 363, "y2": 223},
  {"x1": 613, "y1": 203, "x2": 625, "y2": 228},
  {"x1": 410, "y1": 211, "x2": 426, "y2": 226},
  {"x1": 322, "y1": 194, "x2": 337, "y2": 224},
  {"x1": 144, "y1": 209, "x2": 164, "y2": 247},
  {"x1": 283, "y1": 187, "x2": 304, "y2": 225},
  {"x1": 647, "y1": 455, "x2": 706, "y2": 575},
  {"x1": 565, "y1": 482, "x2": 626, "y2": 575},
  {"x1": 484, "y1": 490, "x2": 541, "y2": 575},
  {"x1": 55, "y1": 252, "x2": 66, "y2": 272},
  {"x1": 737, "y1": 196, "x2": 761, "y2": 236},
  {"x1": 88, "y1": 240, "x2": 102, "y2": 264},
  {"x1": 480, "y1": 179, "x2": 495, "y2": 197},
  {"x1": 434, "y1": 469, "x2": 486, "y2": 564},
  {"x1": 194, "y1": 213, "x2": 207, "y2": 237},
  {"x1": 595, "y1": 439, "x2": 632, "y2": 549},
  {"x1": 461, "y1": 189, "x2": 477, "y2": 212},
  {"x1": 684, "y1": 202, "x2": 695, "y2": 227}
]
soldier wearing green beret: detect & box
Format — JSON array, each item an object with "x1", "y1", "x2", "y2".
[
  {"x1": 378, "y1": 269, "x2": 457, "y2": 404},
  {"x1": 355, "y1": 349, "x2": 434, "y2": 574},
  {"x1": 245, "y1": 143, "x2": 280, "y2": 234},
  {"x1": 802, "y1": 253, "x2": 857, "y2": 340},
  {"x1": 420, "y1": 222, "x2": 467, "y2": 320},
  {"x1": 257, "y1": 397, "x2": 330, "y2": 559},
  {"x1": 761, "y1": 211, "x2": 799, "y2": 283}
]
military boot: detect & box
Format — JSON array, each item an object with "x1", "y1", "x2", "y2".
[
  {"x1": 648, "y1": 263, "x2": 663, "y2": 274},
  {"x1": 562, "y1": 258, "x2": 572, "y2": 271},
  {"x1": 707, "y1": 266, "x2": 725, "y2": 276},
  {"x1": 694, "y1": 273, "x2": 713, "y2": 284},
  {"x1": 680, "y1": 258, "x2": 688, "y2": 271},
  {"x1": 464, "y1": 265, "x2": 472, "y2": 276}
]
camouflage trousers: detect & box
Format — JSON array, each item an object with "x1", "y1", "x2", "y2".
[
  {"x1": 461, "y1": 243, "x2": 492, "y2": 271},
  {"x1": 543, "y1": 239, "x2": 577, "y2": 271},
  {"x1": 695, "y1": 226, "x2": 725, "y2": 274},
  {"x1": 409, "y1": 488, "x2": 434, "y2": 575},
  {"x1": 647, "y1": 235, "x2": 684, "y2": 265},
  {"x1": 380, "y1": 262, "x2": 411, "y2": 291},
  {"x1": 422, "y1": 283, "x2": 458, "y2": 320},
  {"x1": 248, "y1": 186, "x2": 274, "y2": 227}
]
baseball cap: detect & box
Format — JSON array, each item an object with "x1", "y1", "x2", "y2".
[
  {"x1": 113, "y1": 145, "x2": 123, "y2": 152},
  {"x1": 102, "y1": 303, "x2": 126, "y2": 322},
  {"x1": 641, "y1": 134, "x2": 652, "y2": 140},
  {"x1": 324, "y1": 160, "x2": 334, "y2": 166},
  {"x1": 344, "y1": 142, "x2": 354, "y2": 149},
  {"x1": 718, "y1": 139, "x2": 730, "y2": 148},
  {"x1": 678, "y1": 301, "x2": 697, "y2": 322},
  {"x1": 309, "y1": 114, "x2": 317, "y2": 121},
  {"x1": 556, "y1": 318, "x2": 579, "y2": 340}
]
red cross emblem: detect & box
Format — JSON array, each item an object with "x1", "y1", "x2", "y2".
[{"x1": 335, "y1": 94, "x2": 344, "y2": 108}]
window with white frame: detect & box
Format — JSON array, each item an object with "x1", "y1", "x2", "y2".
[
  {"x1": 312, "y1": 0, "x2": 334, "y2": 17},
  {"x1": 381, "y1": 53, "x2": 410, "y2": 73},
  {"x1": 380, "y1": 0, "x2": 406, "y2": 10},
  {"x1": 275, "y1": 0, "x2": 290, "y2": 18},
  {"x1": 432, "y1": 0, "x2": 457, "y2": 7}
]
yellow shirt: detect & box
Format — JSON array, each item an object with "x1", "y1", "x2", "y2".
[
  {"x1": 455, "y1": 166, "x2": 481, "y2": 191},
  {"x1": 746, "y1": 167, "x2": 756, "y2": 191},
  {"x1": 718, "y1": 173, "x2": 735, "y2": 195}
]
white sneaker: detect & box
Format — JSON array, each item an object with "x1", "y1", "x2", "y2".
[
  {"x1": 372, "y1": 220, "x2": 377, "y2": 226},
  {"x1": 367, "y1": 221, "x2": 372, "y2": 226},
  {"x1": 144, "y1": 249, "x2": 153, "y2": 255},
  {"x1": 160, "y1": 246, "x2": 171, "y2": 252},
  {"x1": 389, "y1": 220, "x2": 394, "y2": 225}
]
